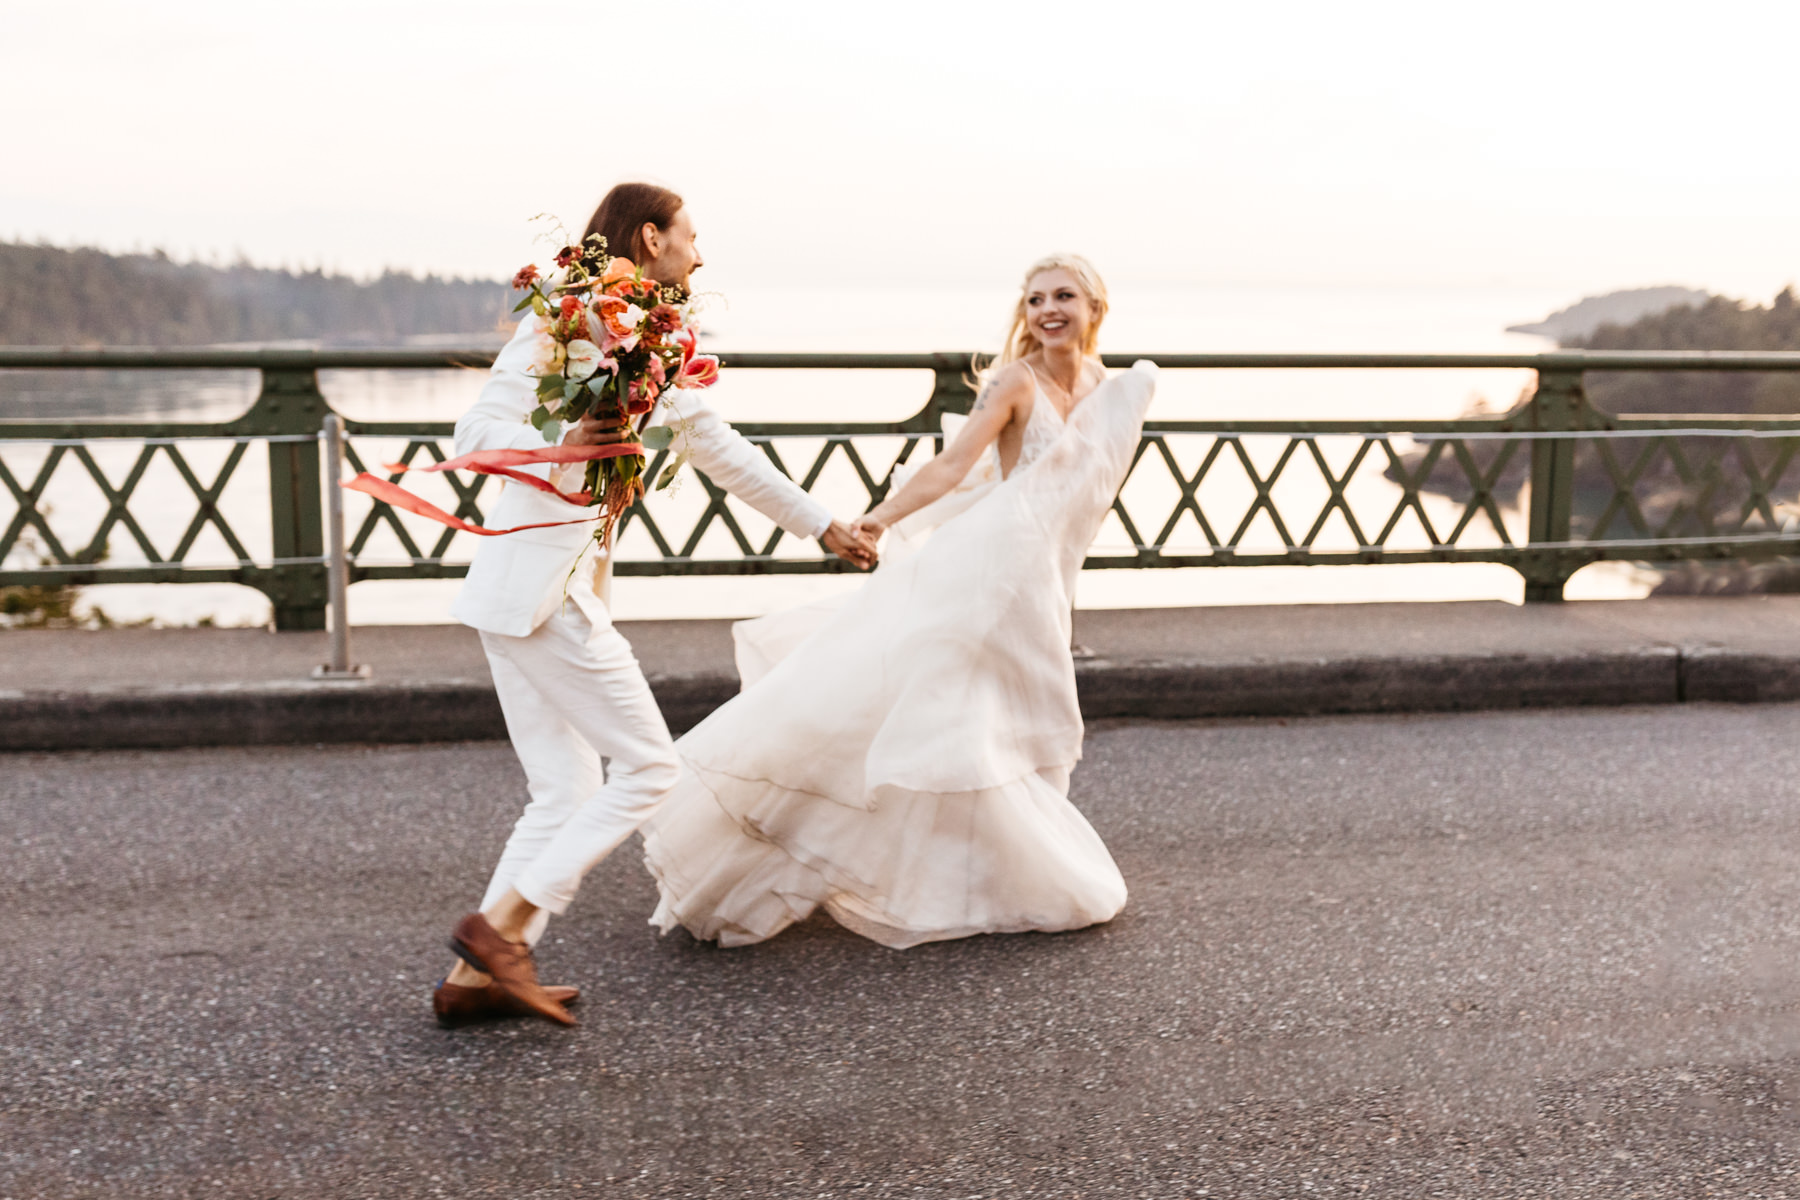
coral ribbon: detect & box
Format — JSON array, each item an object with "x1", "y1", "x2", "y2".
[
  {"x1": 341, "y1": 473, "x2": 600, "y2": 536},
  {"x1": 341, "y1": 442, "x2": 645, "y2": 536},
  {"x1": 382, "y1": 443, "x2": 647, "y2": 505}
]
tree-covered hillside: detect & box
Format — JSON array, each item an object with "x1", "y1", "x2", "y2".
[
  {"x1": 1391, "y1": 286, "x2": 1800, "y2": 594},
  {"x1": 0, "y1": 242, "x2": 511, "y2": 346},
  {"x1": 1506, "y1": 286, "x2": 1710, "y2": 342},
  {"x1": 1572, "y1": 286, "x2": 1800, "y2": 415}
]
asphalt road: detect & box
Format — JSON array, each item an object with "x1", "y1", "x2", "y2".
[{"x1": 8, "y1": 704, "x2": 1800, "y2": 1198}]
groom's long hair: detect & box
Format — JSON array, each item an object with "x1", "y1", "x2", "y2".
[
  {"x1": 582, "y1": 183, "x2": 685, "y2": 265},
  {"x1": 974, "y1": 253, "x2": 1110, "y2": 394}
]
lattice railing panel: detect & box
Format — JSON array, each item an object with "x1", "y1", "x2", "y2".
[
  {"x1": 1573, "y1": 435, "x2": 1800, "y2": 543},
  {"x1": 14, "y1": 426, "x2": 1800, "y2": 590},
  {"x1": 0, "y1": 438, "x2": 271, "y2": 572},
  {"x1": 331, "y1": 428, "x2": 1800, "y2": 573},
  {"x1": 1101, "y1": 433, "x2": 1531, "y2": 561}
]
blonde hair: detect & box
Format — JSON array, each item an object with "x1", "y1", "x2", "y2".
[
  {"x1": 969, "y1": 255, "x2": 1109, "y2": 399},
  {"x1": 991, "y1": 253, "x2": 1110, "y2": 372}
]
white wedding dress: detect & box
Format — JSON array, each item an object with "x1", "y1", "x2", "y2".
[{"x1": 641, "y1": 359, "x2": 1159, "y2": 948}]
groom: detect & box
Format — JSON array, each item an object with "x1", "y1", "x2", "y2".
[{"x1": 435, "y1": 182, "x2": 875, "y2": 1027}]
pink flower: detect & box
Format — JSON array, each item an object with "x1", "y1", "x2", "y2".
[
  {"x1": 626, "y1": 378, "x2": 660, "y2": 414},
  {"x1": 552, "y1": 294, "x2": 587, "y2": 341},
  {"x1": 678, "y1": 353, "x2": 720, "y2": 389},
  {"x1": 645, "y1": 303, "x2": 683, "y2": 336},
  {"x1": 668, "y1": 326, "x2": 697, "y2": 365},
  {"x1": 511, "y1": 263, "x2": 540, "y2": 290}
]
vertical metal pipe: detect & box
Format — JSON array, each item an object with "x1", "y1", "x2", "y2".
[{"x1": 322, "y1": 414, "x2": 351, "y2": 672}]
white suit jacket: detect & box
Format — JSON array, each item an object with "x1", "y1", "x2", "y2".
[{"x1": 449, "y1": 315, "x2": 832, "y2": 637}]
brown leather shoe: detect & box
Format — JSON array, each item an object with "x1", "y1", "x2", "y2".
[
  {"x1": 433, "y1": 980, "x2": 580, "y2": 1029},
  {"x1": 448, "y1": 912, "x2": 577, "y2": 1026}
]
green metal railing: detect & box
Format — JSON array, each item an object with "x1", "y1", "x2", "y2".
[{"x1": 6, "y1": 346, "x2": 1800, "y2": 628}]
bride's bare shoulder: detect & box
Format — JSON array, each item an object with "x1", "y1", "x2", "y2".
[
  {"x1": 988, "y1": 360, "x2": 1036, "y2": 390},
  {"x1": 975, "y1": 361, "x2": 1035, "y2": 413}
]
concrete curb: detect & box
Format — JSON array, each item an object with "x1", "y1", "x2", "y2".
[
  {"x1": 1679, "y1": 649, "x2": 1800, "y2": 704},
  {"x1": 0, "y1": 681, "x2": 507, "y2": 752},
  {"x1": 9, "y1": 642, "x2": 1798, "y2": 752},
  {"x1": 0, "y1": 672, "x2": 741, "y2": 753},
  {"x1": 1075, "y1": 649, "x2": 1682, "y2": 720}
]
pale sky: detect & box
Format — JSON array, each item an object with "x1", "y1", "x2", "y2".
[{"x1": 4, "y1": 0, "x2": 1798, "y2": 300}]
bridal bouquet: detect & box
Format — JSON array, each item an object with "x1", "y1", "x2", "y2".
[
  {"x1": 511, "y1": 232, "x2": 721, "y2": 536},
  {"x1": 340, "y1": 230, "x2": 722, "y2": 544}
]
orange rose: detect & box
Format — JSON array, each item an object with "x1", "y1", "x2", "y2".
[
  {"x1": 600, "y1": 258, "x2": 637, "y2": 285},
  {"x1": 594, "y1": 296, "x2": 649, "y2": 353},
  {"x1": 595, "y1": 296, "x2": 635, "y2": 337}
]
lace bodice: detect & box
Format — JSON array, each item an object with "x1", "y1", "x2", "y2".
[
  {"x1": 1012, "y1": 371, "x2": 1067, "y2": 476},
  {"x1": 999, "y1": 362, "x2": 1093, "y2": 479}
]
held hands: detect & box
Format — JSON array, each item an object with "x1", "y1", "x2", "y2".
[
  {"x1": 848, "y1": 513, "x2": 887, "y2": 546},
  {"x1": 822, "y1": 518, "x2": 879, "y2": 570},
  {"x1": 560, "y1": 417, "x2": 877, "y2": 574}
]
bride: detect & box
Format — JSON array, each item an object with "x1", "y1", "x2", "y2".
[{"x1": 641, "y1": 254, "x2": 1158, "y2": 948}]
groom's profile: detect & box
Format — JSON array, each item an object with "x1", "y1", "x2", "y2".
[{"x1": 432, "y1": 182, "x2": 874, "y2": 1027}]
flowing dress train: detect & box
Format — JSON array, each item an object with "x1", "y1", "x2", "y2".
[{"x1": 641, "y1": 360, "x2": 1159, "y2": 948}]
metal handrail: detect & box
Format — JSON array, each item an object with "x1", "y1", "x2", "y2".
[{"x1": 9, "y1": 346, "x2": 1800, "y2": 628}]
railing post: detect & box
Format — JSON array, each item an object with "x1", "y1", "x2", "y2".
[
  {"x1": 312, "y1": 414, "x2": 369, "y2": 680},
  {"x1": 926, "y1": 352, "x2": 979, "y2": 429},
  {"x1": 254, "y1": 366, "x2": 330, "y2": 629},
  {"x1": 1521, "y1": 368, "x2": 1588, "y2": 602}
]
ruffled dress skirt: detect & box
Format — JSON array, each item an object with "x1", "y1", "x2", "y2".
[{"x1": 641, "y1": 363, "x2": 1158, "y2": 948}]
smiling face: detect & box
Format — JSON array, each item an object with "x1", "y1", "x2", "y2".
[
  {"x1": 642, "y1": 206, "x2": 704, "y2": 290},
  {"x1": 1023, "y1": 267, "x2": 1095, "y2": 353}
]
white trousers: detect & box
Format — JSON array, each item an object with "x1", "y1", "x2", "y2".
[{"x1": 476, "y1": 573, "x2": 681, "y2": 942}]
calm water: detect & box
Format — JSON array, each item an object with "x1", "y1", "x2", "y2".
[{"x1": 0, "y1": 284, "x2": 1655, "y2": 626}]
